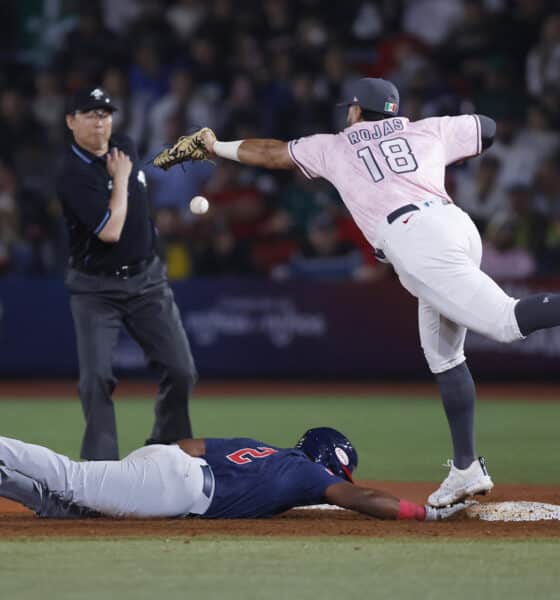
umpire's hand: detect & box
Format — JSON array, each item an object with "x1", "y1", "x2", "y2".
[{"x1": 106, "y1": 148, "x2": 132, "y2": 181}]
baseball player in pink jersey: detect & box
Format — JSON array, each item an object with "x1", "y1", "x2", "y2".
[{"x1": 165, "y1": 78, "x2": 560, "y2": 507}]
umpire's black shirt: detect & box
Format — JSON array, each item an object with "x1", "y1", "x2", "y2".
[{"x1": 56, "y1": 134, "x2": 155, "y2": 272}]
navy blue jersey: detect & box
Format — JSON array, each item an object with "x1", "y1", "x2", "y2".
[{"x1": 202, "y1": 438, "x2": 344, "y2": 518}]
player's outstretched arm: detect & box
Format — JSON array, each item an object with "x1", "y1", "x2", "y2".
[
  {"x1": 324, "y1": 482, "x2": 468, "y2": 521},
  {"x1": 202, "y1": 130, "x2": 296, "y2": 170}
]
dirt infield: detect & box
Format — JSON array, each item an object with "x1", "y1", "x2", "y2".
[{"x1": 2, "y1": 481, "x2": 559, "y2": 539}]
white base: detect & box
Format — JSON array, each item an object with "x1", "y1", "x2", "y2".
[
  {"x1": 300, "y1": 501, "x2": 560, "y2": 522},
  {"x1": 466, "y1": 501, "x2": 560, "y2": 522}
]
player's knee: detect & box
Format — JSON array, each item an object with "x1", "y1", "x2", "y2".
[
  {"x1": 482, "y1": 304, "x2": 523, "y2": 344},
  {"x1": 485, "y1": 328, "x2": 519, "y2": 344},
  {"x1": 424, "y1": 351, "x2": 466, "y2": 375}
]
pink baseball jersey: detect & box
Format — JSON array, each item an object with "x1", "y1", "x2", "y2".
[{"x1": 288, "y1": 115, "x2": 482, "y2": 246}]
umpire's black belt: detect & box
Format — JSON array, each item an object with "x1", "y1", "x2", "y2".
[{"x1": 70, "y1": 256, "x2": 154, "y2": 279}]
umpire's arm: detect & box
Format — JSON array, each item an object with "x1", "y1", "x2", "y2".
[{"x1": 98, "y1": 148, "x2": 132, "y2": 243}]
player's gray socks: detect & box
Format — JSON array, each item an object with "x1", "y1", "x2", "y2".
[
  {"x1": 435, "y1": 362, "x2": 476, "y2": 470},
  {"x1": 515, "y1": 294, "x2": 560, "y2": 336}
]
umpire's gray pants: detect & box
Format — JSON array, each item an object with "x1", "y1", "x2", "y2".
[{"x1": 65, "y1": 257, "x2": 197, "y2": 460}]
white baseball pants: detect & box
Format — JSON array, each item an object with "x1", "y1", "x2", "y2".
[
  {"x1": 375, "y1": 201, "x2": 524, "y2": 374},
  {"x1": 0, "y1": 436, "x2": 213, "y2": 517}
]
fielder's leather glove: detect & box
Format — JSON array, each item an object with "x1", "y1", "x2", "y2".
[
  {"x1": 424, "y1": 500, "x2": 476, "y2": 520},
  {"x1": 152, "y1": 127, "x2": 215, "y2": 170}
]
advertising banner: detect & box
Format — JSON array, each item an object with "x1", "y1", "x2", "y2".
[{"x1": 1, "y1": 276, "x2": 560, "y2": 379}]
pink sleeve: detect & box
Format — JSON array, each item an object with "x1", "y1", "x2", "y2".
[
  {"x1": 288, "y1": 134, "x2": 333, "y2": 179},
  {"x1": 438, "y1": 115, "x2": 482, "y2": 165}
]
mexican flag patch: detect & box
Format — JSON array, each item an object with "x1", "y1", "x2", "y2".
[{"x1": 384, "y1": 102, "x2": 397, "y2": 113}]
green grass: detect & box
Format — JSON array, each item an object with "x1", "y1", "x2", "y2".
[
  {"x1": 0, "y1": 538, "x2": 559, "y2": 600},
  {"x1": 0, "y1": 394, "x2": 559, "y2": 599},
  {"x1": 0, "y1": 395, "x2": 558, "y2": 484}
]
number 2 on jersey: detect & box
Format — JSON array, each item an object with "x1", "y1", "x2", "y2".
[
  {"x1": 357, "y1": 137, "x2": 418, "y2": 183},
  {"x1": 226, "y1": 447, "x2": 278, "y2": 464}
]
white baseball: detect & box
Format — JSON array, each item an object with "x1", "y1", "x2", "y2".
[{"x1": 190, "y1": 195, "x2": 209, "y2": 215}]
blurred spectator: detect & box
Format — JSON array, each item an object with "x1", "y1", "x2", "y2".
[
  {"x1": 128, "y1": 44, "x2": 171, "y2": 101},
  {"x1": 166, "y1": 0, "x2": 206, "y2": 42},
  {"x1": 101, "y1": 67, "x2": 147, "y2": 144},
  {"x1": 440, "y1": 0, "x2": 499, "y2": 80},
  {"x1": 1, "y1": 1, "x2": 560, "y2": 279},
  {"x1": 101, "y1": 0, "x2": 143, "y2": 35},
  {"x1": 153, "y1": 206, "x2": 193, "y2": 280},
  {"x1": 188, "y1": 37, "x2": 227, "y2": 92},
  {"x1": 195, "y1": 219, "x2": 255, "y2": 276},
  {"x1": 351, "y1": 2, "x2": 384, "y2": 44},
  {"x1": 526, "y1": 14, "x2": 560, "y2": 97},
  {"x1": 288, "y1": 74, "x2": 330, "y2": 137},
  {"x1": 480, "y1": 219, "x2": 537, "y2": 280},
  {"x1": 260, "y1": 171, "x2": 337, "y2": 239},
  {"x1": 501, "y1": 0, "x2": 550, "y2": 74},
  {"x1": 454, "y1": 155, "x2": 506, "y2": 233},
  {"x1": 54, "y1": 7, "x2": 123, "y2": 78},
  {"x1": 489, "y1": 183, "x2": 548, "y2": 260},
  {"x1": 197, "y1": 0, "x2": 237, "y2": 58},
  {"x1": 533, "y1": 154, "x2": 560, "y2": 272},
  {"x1": 148, "y1": 69, "x2": 221, "y2": 147},
  {"x1": 0, "y1": 162, "x2": 23, "y2": 273},
  {"x1": 125, "y1": 0, "x2": 179, "y2": 60},
  {"x1": 203, "y1": 162, "x2": 266, "y2": 241},
  {"x1": 31, "y1": 72, "x2": 65, "y2": 143},
  {"x1": 285, "y1": 213, "x2": 364, "y2": 281},
  {"x1": 473, "y1": 59, "x2": 527, "y2": 118},
  {"x1": 0, "y1": 89, "x2": 46, "y2": 165},
  {"x1": 144, "y1": 115, "x2": 214, "y2": 212},
  {"x1": 221, "y1": 74, "x2": 259, "y2": 139},
  {"x1": 402, "y1": 0, "x2": 464, "y2": 46},
  {"x1": 485, "y1": 105, "x2": 559, "y2": 191}
]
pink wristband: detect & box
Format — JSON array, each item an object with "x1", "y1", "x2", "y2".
[{"x1": 398, "y1": 500, "x2": 426, "y2": 521}]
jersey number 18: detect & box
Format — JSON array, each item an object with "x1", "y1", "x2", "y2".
[{"x1": 357, "y1": 137, "x2": 418, "y2": 183}]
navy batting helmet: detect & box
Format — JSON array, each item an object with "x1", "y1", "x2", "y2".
[
  {"x1": 295, "y1": 427, "x2": 358, "y2": 482},
  {"x1": 336, "y1": 78, "x2": 400, "y2": 116}
]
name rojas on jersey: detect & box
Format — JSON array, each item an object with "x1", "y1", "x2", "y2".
[{"x1": 346, "y1": 118, "x2": 406, "y2": 144}]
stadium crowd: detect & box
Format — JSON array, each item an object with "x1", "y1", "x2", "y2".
[{"x1": 1, "y1": 0, "x2": 560, "y2": 281}]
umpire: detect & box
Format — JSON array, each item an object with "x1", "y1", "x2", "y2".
[{"x1": 56, "y1": 87, "x2": 197, "y2": 460}]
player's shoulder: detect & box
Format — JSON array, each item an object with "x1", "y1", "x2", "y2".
[
  {"x1": 409, "y1": 116, "x2": 445, "y2": 131},
  {"x1": 204, "y1": 437, "x2": 280, "y2": 454},
  {"x1": 289, "y1": 453, "x2": 345, "y2": 485},
  {"x1": 55, "y1": 143, "x2": 91, "y2": 192},
  {"x1": 291, "y1": 131, "x2": 337, "y2": 147},
  {"x1": 415, "y1": 114, "x2": 477, "y2": 131},
  {"x1": 407, "y1": 116, "x2": 464, "y2": 139}
]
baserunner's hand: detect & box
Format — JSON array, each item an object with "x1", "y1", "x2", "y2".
[{"x1": 424, "y1": 500, "x2": 476, "y2": 520}]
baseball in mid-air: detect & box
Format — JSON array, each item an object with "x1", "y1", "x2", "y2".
[{"x1": 190, "y1": 195, "x2": 209, "y2": 215}]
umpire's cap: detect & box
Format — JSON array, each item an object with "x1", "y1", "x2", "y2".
[
  {"x1": 295, "y1": 427, "x2": 358, "y2": 482},
  {"x1": 66, "y1": 87, "x2": 118, "y2": 114},
  {"x1": 337, "y1": 78, "x2": 399, "y2": 116}
]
